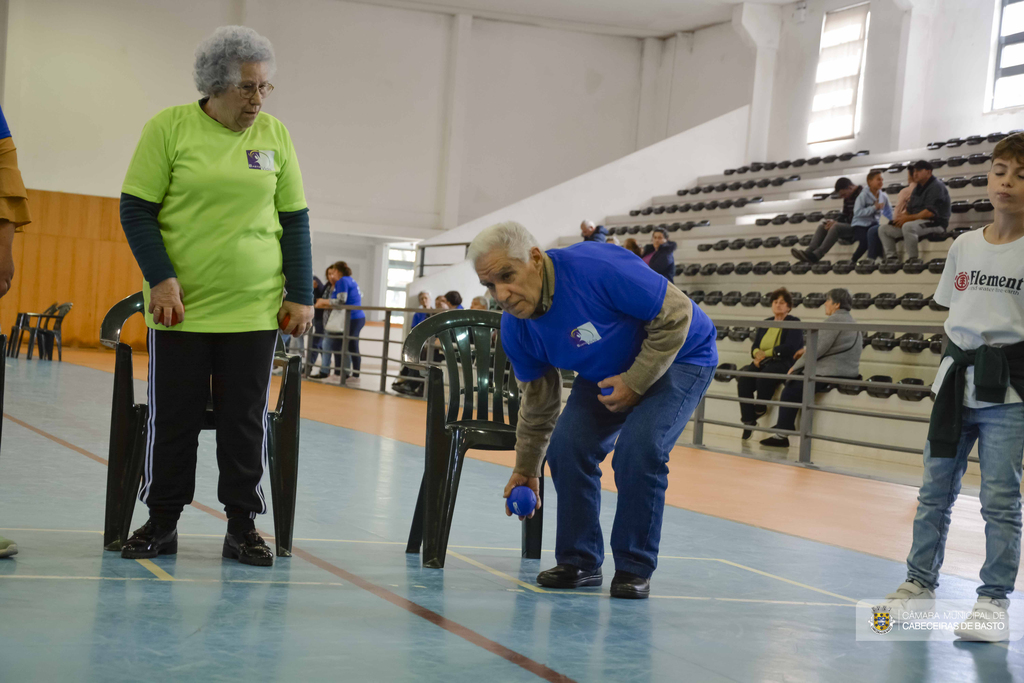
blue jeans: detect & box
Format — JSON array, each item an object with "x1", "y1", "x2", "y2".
[
  {"x1": 906, "y1": 403, "x2": 1024, "y2": 599},
  {"x1": 324, "y1": 317, "x2": 365, "y2": 376},
  {"x1": 546, "y1": 363, "x2": 715, "y2": 578},
  {"x1": 866, "y1": 225, "x2": 883, "y2": 260}
]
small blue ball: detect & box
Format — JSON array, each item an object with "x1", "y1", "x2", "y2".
[
  {"x1": 600, "y1": 386, "x2": 614, "y2": 396},
  {"x1": 507, "y1": 486, "x2": 537, "y2": 517}
]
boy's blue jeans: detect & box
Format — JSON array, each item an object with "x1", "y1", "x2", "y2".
[
  {"x1": 907, "y1": 403, "x2": 1024, "y2": 599},
  {"x1": 546, "y1": 363, "x2": 714, "y2": 578}
]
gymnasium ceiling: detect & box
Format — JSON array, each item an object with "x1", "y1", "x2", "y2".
[{"x1": 354, "y1": 0, "x2": 794, "y2": 37}]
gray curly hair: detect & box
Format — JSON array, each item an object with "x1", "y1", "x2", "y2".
[{"x1": 194, "y1": 26, "x2": 276, "y2": 97}]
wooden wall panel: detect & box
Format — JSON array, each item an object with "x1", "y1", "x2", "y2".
[{"x1": 0, "y1": 189, "x2": 146, "y2": 350}]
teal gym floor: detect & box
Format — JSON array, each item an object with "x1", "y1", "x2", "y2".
[{"x1": 0, "y1": 358, "x2": 1021, "y2": 682}]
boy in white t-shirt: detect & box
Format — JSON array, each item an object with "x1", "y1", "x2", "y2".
[{"x1": 879, "y1": 134, "x2": 1024, "y2": 642}]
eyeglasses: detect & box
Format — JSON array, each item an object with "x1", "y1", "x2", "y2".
[{"x1": 236, "y1": 82, "x2": 274, "y2": 99}]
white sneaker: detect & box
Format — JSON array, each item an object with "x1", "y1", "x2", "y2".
[
  {"x1": 877, "y1": 580, "x2": 936, "y2": 621},
  {"x1": 954, "y1": 597, "x2": 1010, "y2": 642},
  {"x1": 323, "y1": 374, "x2": 342, "y2": 385}
]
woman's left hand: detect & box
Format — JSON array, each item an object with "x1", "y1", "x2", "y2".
[
  {"x1": 278, "y1": 301, "x2": 314, "y2": 336},
  {"x1": 314, "y1": 299, "x2": 331, "y2": 309},
  {"x1": 597, "y1": 375, "x2": 641, "y2": 413}
]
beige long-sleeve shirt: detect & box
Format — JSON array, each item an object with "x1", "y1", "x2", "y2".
[{"x1": 512, "y1": 254, "x2": 694, "y2": 477}]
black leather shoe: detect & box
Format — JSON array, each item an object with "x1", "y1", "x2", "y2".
[
  {"x1": 610, "y1": 570, "x2": 650, "y2": 599},
  {"x1": 537, "y1": 564, "x2": 603, "y2": 589},
  {"x1": 790, "y1": 248, "x2": 806, "y2": 262},
  {"x1": 741, "y1": 422, "x2": 756, "y2": 440},
  {"x1": 121, "y1": 520, "x2": 178, "y2": 559},
  {"x1": 760, "y1": 436, "x2": 791, "y2": 448},
  {"x1": 223, "y1": 530, "x2": 274, "y2": 567}
]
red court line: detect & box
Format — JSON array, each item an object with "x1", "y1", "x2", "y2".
[{"x1": 2, "y1": 412, "x2": 577, "y2": 683}]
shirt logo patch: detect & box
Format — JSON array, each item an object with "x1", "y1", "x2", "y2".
[
  {"x1": 955, "y1": 269, "x2": 1023, "y2": 295},
  {"x1": 570, "y1": 322, "x2": 601, "y2": 348},
  {"x1": 247, "y1": 150, "x2": 275, "y2": 171},
  {"x1": 954, "y1": 272, "x2": 969, "y2": 291}
]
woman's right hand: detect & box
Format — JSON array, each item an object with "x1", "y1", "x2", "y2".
[
  {"x1": 150, "y1": 278, "x2": 185, "y2": 327},
  {"x1": 793, "y1": 347, "x2": 806, "y2": 361}
]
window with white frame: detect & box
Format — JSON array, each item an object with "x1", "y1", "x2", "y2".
[
  {"x1": 807, "y1": 3, "x2": 871, "y2": 144},
  {"x1": 990, "y1": 0, "x2": 1024, "y2": 111},
  {"x1": 386, "y1": 243, "x2": 417, "y2": 325}
]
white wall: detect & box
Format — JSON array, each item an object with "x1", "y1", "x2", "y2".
[
  {"x1": 409, "y1": 105, "x2": 750, "y2": 304},
  {"x1": 311, "y1": 231, "x2": 390, "y2": 321},
  {"x1": 458, "y1": 19, "x2": 643, "y2": 225}
]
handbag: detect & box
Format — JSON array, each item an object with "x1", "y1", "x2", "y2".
[{"x1": 324, "y1": 306, "x2": 347, "y2": 334}]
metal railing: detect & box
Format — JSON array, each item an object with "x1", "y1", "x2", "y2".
[
  {"x1": 417, "y1": 242, "x2": 470, "y2": 277},
  {"x1": 697, "y1": 317, "x2": 946, "y2": 463},
  {"x1": 292, "y1": 306, "x2": 950, "y2": 464}
]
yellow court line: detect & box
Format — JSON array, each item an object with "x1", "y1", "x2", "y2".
[
  {"x1": 0, "y1": 574, "x2": 347, "y2": 587},
  {"x1": 136, "y1": 559, "x2": 175, "y2": 581},
  {"x1": 448, "y1": 551, "x2": 547, "y2": 594}
]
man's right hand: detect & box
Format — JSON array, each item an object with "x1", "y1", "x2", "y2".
[
  {"x1": 150, "y1": 277, "x2": 185, "y2": 327},
  {"x1": 503, "y1": 472, "x2": 542, "y2": 520}
]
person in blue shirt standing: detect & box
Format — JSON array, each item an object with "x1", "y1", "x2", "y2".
[
  {"x1": 315, "y1": 260, "x2": 365, "y2": 383},
  {"x1": 469, "y1": 221, "x2": 718, "y2": 598},
  {"x1": 0, "y1": 103, "x2": 32, "y2": 560}
]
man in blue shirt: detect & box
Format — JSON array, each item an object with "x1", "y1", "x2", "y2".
[{"x1": 469, "y1": 221, "x2": 718, "y2": 598}]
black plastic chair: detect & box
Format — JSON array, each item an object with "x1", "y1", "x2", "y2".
[
  {"x1": 33, "y1": 302, "x2": 74, "y2": 361},
  {"x1": 100, "y1": 292, "x2": 301, "y2": 557},
  {"x1": 401, "y1": 309, "x2": 539, "y2": 568},
  {"x1": 7, "y1": 302, "x2": 57, "y2": 358}
]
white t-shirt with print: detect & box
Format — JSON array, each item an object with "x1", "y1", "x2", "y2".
[{"x1": 931, "y1": 227, "x2": 1024, "y2": 407}]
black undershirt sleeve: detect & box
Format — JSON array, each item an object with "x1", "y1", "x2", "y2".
[
  {"x1": 279, "y1": 207, "x2": 313, "y2": 305},
  {"x1": 119, "y1": 193, "x2": 176, "y2": 286}
]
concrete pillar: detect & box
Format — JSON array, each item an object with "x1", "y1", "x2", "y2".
[
  {"x1": 437, "y1": 14, "x2": 472, "y2": 230},
  {"x1": 890, "y1": 0, "x2": 936, "y2": 150},
  {"x1": 732, "y1": 3, "x2": 781, "y2": 163},
  {"x1": 635, "y1": 37, "x2": 663, "y2": 150}
]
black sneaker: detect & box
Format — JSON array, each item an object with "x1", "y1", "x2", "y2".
[
  {"x1": 791, "y1": 248, "x2": 807, "y2": 262},
  {"x1": 121, "y1": 520, "x2": 178, "y2": 559},
  {"x1": 760, "y1": 435, "x2": 791, "y2": 448},
  {"x1": 741, "y1": 422, "x2": 756, "y2": 440},
  {"x1": 223, "y1": 530, "x2": 274, "y2": 567},
  {"x1": 803, "y1": 249, "x2": 821, "y2": 263}
]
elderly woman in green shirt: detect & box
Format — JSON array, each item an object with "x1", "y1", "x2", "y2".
[{"x1": 117, "y1": 26, "x2": 312, "y2": 567}]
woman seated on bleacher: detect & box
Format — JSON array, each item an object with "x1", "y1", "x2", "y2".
[
  {"x1": 737, "y1": 288, "x2": 803, "y2": 440},
  {"x1": 760, "y1": 288, "x2": 863, "y2": 448}
]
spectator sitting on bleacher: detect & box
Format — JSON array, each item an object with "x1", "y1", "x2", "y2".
[
  {"x1": 410, "y1": 291, "x2": 431, "y2": 328},
  {"x1": 791, "y1": 177, "x2": 862, "y2": 263},
  {"x1": 641, "y1": 227, "x2": 677, "y2": 282},
  {"x1": 623, "y1": 238, "x2": 642, "y2": 258},
  {"x1": 606, "y1": 235, "x2": 620, "y2": 245},
  {"x1": 444, "y1": 290, "x2": 464, "y2": 309},
  {"x1": 894, "y1": 167, "x2": 917, "y2": 218},
  {"x1": 879, "y1": 160, "x2": 951, "y2": 262},
  {"x1": 760, "y1": 288, "x2": 862, "y2": 448},
  {"x1": 580, "y1": 220, "x2": 608, "y2": 242},
  {"x1": 737, "y1": 288, "x2": 803, "y2": 440},
  {"x1": 392, "y1": 291, "x2": 432, "y2": 396},
  {"x1": 470, "y1": 295, "x2": 488, "y2": 310}
]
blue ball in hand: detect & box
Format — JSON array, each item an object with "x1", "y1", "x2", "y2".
[
  {"x1": 507, "y1": 486, "x2": 537, "y2": 517},
  {"x1": 600, "y1": 386, "x2": 614, "y2": 396}
]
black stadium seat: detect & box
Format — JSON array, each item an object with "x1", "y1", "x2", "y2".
[
  {"x1": 704, "y1": 291, "x2": 723, "y2": 305},
  {"x1": 833, "y1": 260, "x2": 856, "y2": 275},
  {"x1": 924, "y1": 230, "x2": 951, "y2": 242},
  {"x1": 628, "y1": 226, "x2": 641, "y2": 234},
  {"x1": 690, "y1": 290, "x2": 706, "y2": 305},
  {"x1": 811, "y1": 261, "x2": 833, "y2": 275},
  {"x1": 756, "y1": 178, "x2": 772, "y2": 188},
  {"x1": 974, "y1": 199, "x2": 994, "y2": 212},
  {"x1": 930, "y1": 158, "x2": 947, "y2": 168},
  {"x1": 790, "y1": 292, "x2": 804, "y2": 307},
  {"x1": 799, "y1": 234, "x2": 814, "y2": 246},
  {"x1": 772, "y1": 261, "x2": 791, "y2": 275},
  {"x1": 777, "y1": 160, "x2": 793, "y2": 169},
  {"x1": 927, "y1": 258, "x2": 947, "y2": 274},
  {"x1": 697, "y1": 243, "x2": 713, "y2": 252},
  {"x1": 715, "y1": 363, "x2": 737, "y2": 381},
  {"x1": 885, "y1": 183, "x2": 906, "y2": 195},
  {"x1": 903, "y1": 259, "x2": 927, "y2": 275},
  {"x1": 641, "y1": 225, "x2": 654, "y2": 233},
  {"x1": 750, "y1": 162, "x2": 765, "y2": 172},
  {"x1": 897, "y1": 378, "x2": 929, "y2": 402},
  {"x1": 823, "y1": 154, "x2": 838, "y2": 163},
  {"x1": 926, "y1": 296, "x2": 949, "y2": 312},
  {"x1": 692, "y1": 202, "x2": 706, "y2": 211},
  {"x1": 874, "y1": 293, "x2": 900, "y2": 310},
  {"x1": 746, "y1": 237, "x2": 763, "y2": 249},
  {"x1": 852, "y1": 293, "x2": 875, "y2": 309},
  {"x1": 715, "y1": 183, "x2": 728, "y2": 192},
  {"x1": 780, "y1": 235, "x2": 799, "y2": 247},
  {"x1": 629, "y1": 210, "x2": 641, "y2": 216},
  {"x1": 947, "y1": 155, "x2": 967, "y2": 167},
  {"x1": 900, "y1": 293, "x2": 926, "y2": 310},
  {"x1": 674, "y1": 264, "x2": 686, "y2": 277},
  {"x1": 720, "y1": 199, "x2": 735, "y2": 209},
  {"x1": 727, "y1": 327, "x2": 752, "y2": 342},
  {"x1": 945, "y1": 176, "x2": 970, "y2": 189},
  {"x1": 702, "y1": 185, "x2": 715, "y2": 193},
  {"x1": 837, "y1": 375, "x2": 865, "y2": 395},
  {"x1": 969, "y1": 153, "x2": 992, "y2": 165},
  {"x1": 763, "y1": 236, "x2": 781, "y2": 248},
  {"x1": 856, "y1": 259, "x2": 879, "y2": 275},
  {"x1": 685, "y1": 264, "x2": 701, "y2": 277},
  {"x1": 970, "y1": 174, "x2": 988, "y2": 187},
  {"x1": 737, "y1": 166, "x2": 751, "y2": 174},
  {"x1": 735, "y1": 262, "x2": 754, "y2": 275},
  {"x1": 756, "y1": 218, "x2": 772, "y2": 226},
  {"x1": 742, "y1": 180, "x2": 757, "y2": 190},
  {"x1": 946, "y1": 137, "x2": 965, "y2": 148},
  {"x1": 653, "y1": 207, "x2": 666, "y2": 215},
  {"x1": 813, "y1": 192, "x2": 832, "y2": 201},
  {"x1": 722, "y1": 291, "x2": 742, "y2": 306},
  {"x1": 866, "y1": 375, "x2": 897, "y2": 398},
  {"x1": 729, "y1": 238, "x2": 746, "y2": 250},
  {"x1": 953, "y1": 199, "x2": 973, "y2": 212},
  {"x1": 724, "y1": 168, "x2": 737, "y2": 176},
  {"x1": 713, "y1": 239, "x2": 729, "y2": 251},
  {"x1": 717, "y1": 262, "x2": 736, "y2": 276},
  {"x1": 728, "y1": 182, "x2": 742, "y2": 191},
  {"x1": 929, "y1": 334, "x2": 944, "y2": 354},
  {"x1": 753, "y1": 261, "x2": 773, "y2": 275},
  {"x1": 641, "y1": 207, "x2": 653, "y2": 215},
  {"x1": 899, "y1": 333, "x2": 929, "y2": 353},
  {"x1": 807, "y1": 211, "x2": 825, "y2": 222},
  {"x1": 803, "y1": 292, "x2": 827, "y2": 308},
  {"x1": 701, "y1": 263, "x2": 719, "y2": 276},
  {"x1": 988, "y1": 131, "x2": 1009, "y2": 143},
  {"x1": 824, "y1": 210, "x2": 843, "y2": 221},
  {"x1": 871, "y1": 334, "x2": 899, "y2": 351},
  {"x1": 791, "y1": 262, "x2": 813, "y2": 275},
  {"x1": 807, "y1": 156, "x2": 822, "y2": 165},
  {"x1": 789, "y1": 213, "x2": 807, "y2": 224},
  {"x1": 715, "y1": 325, "x2": 728, "y2": 340},
  {"x1": 792, "y1": 158, "x2": 807, "y2": 167},
  {"x1": 741, "y1": 291, "x2": 761, "y2": 307},
  {"x1": 706, "y1": 200, "x2": 720, "y2": 210},
  {"x1": 771, "y1": 214, "x2": 790, "y2": 225}
]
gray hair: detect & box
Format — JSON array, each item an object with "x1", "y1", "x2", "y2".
[
  {"x1": 194, "y1": 26, "x2": 276, "y2": 97},
  {"x1": 467, "y1": 221, "x2": 540, "y2": 266},
  {"x1": 472, "y1": 295, "x2": 489, "y2": 308},
  {"x1": 826, "y1": 288, "x2": 853, "y2": 311}
]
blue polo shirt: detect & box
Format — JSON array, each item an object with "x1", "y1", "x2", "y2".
[
  {"x1": 334, "y1": 275, "x2": 365, "y2": 320},
  {"x1": 501, "y1": 242, "x2": 718, "y2": 384}
]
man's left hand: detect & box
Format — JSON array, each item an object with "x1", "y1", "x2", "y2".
[
  {"x1": 278, "y1": 301, "x2": 314, "y2": 336},
  {"x1": 597, "y1": 375, "x2": 640, "y2": 412}
]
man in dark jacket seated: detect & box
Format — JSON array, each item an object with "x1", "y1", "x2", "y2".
[
  {"x1": 736, "y1": 288, "x2": 803, "y2": 439},
  {"x1": 580, "y1": 220, "x2": 608, "y2": 242},
  {"x1": 642, "y1": 227, "x2": 677, "y2": 281}
]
